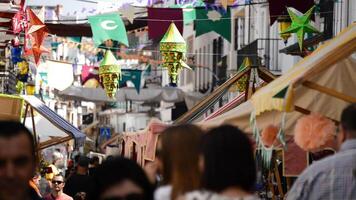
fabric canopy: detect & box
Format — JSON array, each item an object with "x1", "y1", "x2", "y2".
[
  {"x1": 57, "y1": 86, "x2": 187, "y2": 103},
  {"x1": 22, "y1": 95, "x2": 86, "y2": 149},
  {"x1": 200, "y1": 23, "x2": 356, "y2": 136}
]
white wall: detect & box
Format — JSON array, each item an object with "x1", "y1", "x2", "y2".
[{"x1": 109, "y1": 113, "x2": 150, "y2": 133}]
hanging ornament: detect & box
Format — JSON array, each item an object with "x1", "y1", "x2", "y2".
[
  {"x1": 160, "y1": 23, "x2": 191, "y2": 85},
  {"x1": 26, "y1": 8, "x2": 48, "y2": 65},
  {"x1": 99, "y1": 50, "x2": 121, "y2": 99},
  {"x1": 280, "y1": 6, "x2": 319, "y2": 51},
  {"x1": 17, "y1": 60, "x2": 29, "y2": 82},
  {"x1": 236, "y1": 57, "x2": 252, "y2": 92},
  {"x1": 277, "y1": 15, "x2": 291, "y2": 45}
]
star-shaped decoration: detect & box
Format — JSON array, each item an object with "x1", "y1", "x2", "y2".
[
  {"x1": 207, "y1": 10, "x2": 222, "y2": 22},
  {"x1": 280, "y1": 6, "x2": 319, "y2": 51},
  {"x1": 119, "y1": 4, "x2": 135, "y2": 24},
  {"x1": 25, "y1": 45, "x2": 49, "y2": 65},
  {"x1": 27, "y1": 8, "x2": 46, "y2": 34}
]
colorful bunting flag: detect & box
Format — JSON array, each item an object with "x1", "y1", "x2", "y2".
[
  {"x1": 147, "y1": 8, "x2": 184, "y2": 40},
  {"x1": 88, "y1": 13, "x2": 129, "y2": 47},
  {"x1": 120, "y1": 69, "x2": 142, "y2": 94},
  {"x1": 195, "y1": 7, "x2": 231, "y2": 42},
  {"x1": 268, "y1": 0, "x2": 314, "y2": 24}
]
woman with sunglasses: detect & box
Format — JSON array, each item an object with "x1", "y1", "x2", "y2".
[
  {"x1": 43, "y1": 174, "x2": 73, "y2": 200},
  {"x1": 89, "y1": 156, "x2": 154, "y2": 200}
]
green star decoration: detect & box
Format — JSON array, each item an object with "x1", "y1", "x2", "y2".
[{"x1": 280, "y1": 6, "x2": 319, "y2": 51}]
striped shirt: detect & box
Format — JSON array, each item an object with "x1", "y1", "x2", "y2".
[{"x1": 287, "y1": 139, "x2": 356, "y2": 200}]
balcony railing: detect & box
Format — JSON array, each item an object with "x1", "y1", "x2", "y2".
[
  {"x1": 237, "y1": 38, "x2": 282, "y2": 74},
  {"x1": 0, "y1": 70, "x2": 17, "y2": 94}
]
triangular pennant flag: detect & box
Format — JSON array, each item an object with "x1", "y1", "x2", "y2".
[
  {"x1": 273, "y1": 86, "x2": 289, "y2": 99},
  {"x1": 88, "y1": 13, "x2": 129, "y2": 47},
  {"x1": 147, "y1": 8, "x2": 183, "y2": 40},
  {"x1": 120, "y1": 69, "x2": 142, "y2": 94},
  {"x1": 238, "y1": 57, "x2": 252, "y2": 72},
  {"x1": 195, "y1": 7, "x2": 231, "y2": 42},
  {"x1": 119, "y1": 4, "x2": 135, "y2": 24}
]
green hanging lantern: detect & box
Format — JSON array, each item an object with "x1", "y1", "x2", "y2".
[
  {"x1": 99, "y1": 50, "x2": 121, "y2": 98},
  {"x1": 237, "y1": 57, "x2": 252, "y2": 92},
  {"x1": 160, "y1": 23, "x2": 191, "y2": 84},
  {"x1": 280, "y1": 6, "x2": 319, "y2": 51}
]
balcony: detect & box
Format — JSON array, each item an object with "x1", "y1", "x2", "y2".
[{"x1": 237, "y1": 38, "x2": 282, "y2": 74}]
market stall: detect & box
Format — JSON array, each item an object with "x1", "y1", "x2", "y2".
[{"x1": 0, "y1": 94, "x2": 86, "y2": 150}]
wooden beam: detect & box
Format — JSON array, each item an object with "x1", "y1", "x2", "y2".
[
  {"x1": 174, "y1": 67, "x2": 251, "y2": 124},
  {"x1": 295, "y1": 105, "x2": 339, "y2": 124},
  {"x1": 38, "y1": 136, "x2": 73, "y2": 150},
  {"x1": 258, "y1": 67, "x2": 278, "y2": 82},
  {"x1": 22, "y1": 103, "x2": 29, "y2": 124},
  {"x1": 303, "y1": 81, "x2": 356, "y2": 103},
  {"x1": 30, "y1": 107, "x2": 37, "y2": 146}
]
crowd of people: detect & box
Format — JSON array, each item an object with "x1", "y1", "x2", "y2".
[{"x1": 0, "y1": 103, "x2": 355, "y2": 200}]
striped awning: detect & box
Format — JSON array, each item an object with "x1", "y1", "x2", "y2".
[{"x1": 22, "y1": 95, "x2": 85, "y2": 149}]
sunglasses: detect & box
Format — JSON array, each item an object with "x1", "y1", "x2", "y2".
[
  {"x1": 102, "y1": 193, "x2": 144, "y2": 200},
  {"x1": 52, "y1": 180, "x2": 64, "y2": 184}
]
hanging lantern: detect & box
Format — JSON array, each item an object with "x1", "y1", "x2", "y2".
[
  {"x1": 16, "y1": 81, "x2": 24, "y2": 94},
  {"x1": 99, "y1": 50, "x2": 121, "y2": 99},
  {"x1": 26, "y1": 83, "x2": 36, "y2": 95},
  {"x1": 277, "y1": 15, "x2": 291, "y2": 45},
  {"x1": 160, "y1": 23, "x2": 191, "y2": 85}
]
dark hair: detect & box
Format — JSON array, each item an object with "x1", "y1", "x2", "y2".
[
  {"x1": 90, "y1": 156, "x2": 99, "y2": 165},
  {"x1": 77, "y1": 156, "x2": 90, "y2": 168},
  {"x1": 0, "y1": 120, "x2": 35, "y2": 161},
  {"x1": 160, "y1": 124, "x2": 204, "y2": 199},
  {"x1": 341, "y1": 103, "x2": 356, "y2": 134},
  {"x1": 90, "y1": 156, "x2": 153, "y2": 200},
  {"x1": 202, "y1": 125, "x2": 256, "y2": 192}
]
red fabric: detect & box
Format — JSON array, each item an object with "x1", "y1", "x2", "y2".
[
  {"x1": 81, "y1": 65, "x2": 99, "y2": 84},
  {"x1": 284, "y1": 140, "x2": 308, "y2": 176},
  {"x1": 147, "y1": 8, "x2": 183, "y2": 40}
]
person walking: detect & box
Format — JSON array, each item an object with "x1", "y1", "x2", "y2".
[
  {"x1": 44, "y1": 174, "x2": 72, "y2": 200},
  {"x1": 181, "y1": 125, "x2": 259, "y2": 200},
  {"x1": 287, "y1": 103, "x2": 356, "y2": 200},
  {"x1": 64, "y1": 156, "x2": 95, "y2": 198}
]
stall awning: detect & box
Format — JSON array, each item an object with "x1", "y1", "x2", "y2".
[
  {"x1": 57, "y1": 86, "x2": 186, "y2": 103},
  {"x1": 22, "y1": 95, "x2": 86, "y2": 149}
]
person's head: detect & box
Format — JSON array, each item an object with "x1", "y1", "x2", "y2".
[
  {"x1": 337, "y1": 103, "x2": 356, "y2": 147},
  {"x1": 51, "y1": 174, "x2": 65, "y2": 194},
  {"x1": 90, "y1": 156, "x2": 100, "y2": 167},
  {"x1": 202, "y1": 125, "x2": 256, "y2": 193},
  {"x1": 77, "y1": 156, "x2": 89, "y2": 175},
  {"x1": 74, "y1": 192, "x2": 86, "y2": 200},
  {"x1": 0, "y1": 120, "x2": 36, "y2": 200},
  {"x1": 32, "y1": 172, "x2": 41, "y2": 186},
  {"x1": 159, "y1": 124, "x2": 204, "y2": 199},
  {"x1": 90, "y1": 156, "x2": 153, "y2": 200}
]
